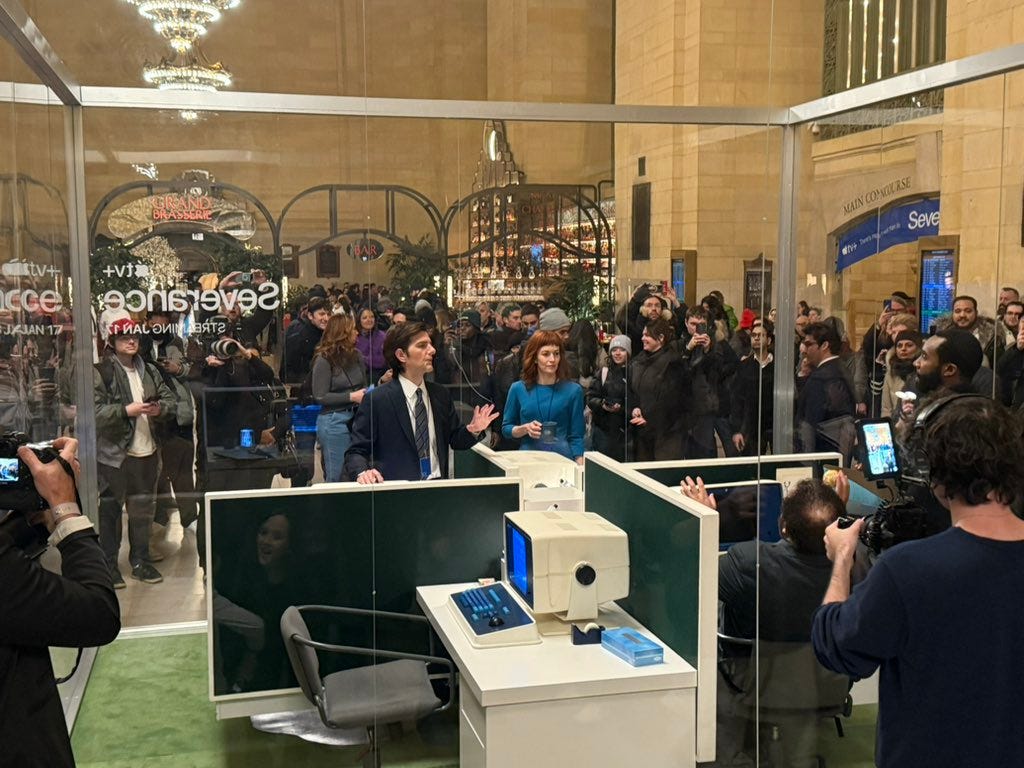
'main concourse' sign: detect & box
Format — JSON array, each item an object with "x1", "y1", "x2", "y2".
[{"x1": 837, "y1": 197, "x2": 940, "y2": 271}]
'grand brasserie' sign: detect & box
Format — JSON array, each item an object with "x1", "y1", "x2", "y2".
[{"x1": 151, "y1": 193, "x2": 215, "y2": 222}]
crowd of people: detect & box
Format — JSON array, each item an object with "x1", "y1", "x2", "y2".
[
  {"x1": 67, "y1": 270, "x2": 1024, "y2": 592},
  {"x1": 3, "y1": 266, "x2": 1023, "y2": 767}
]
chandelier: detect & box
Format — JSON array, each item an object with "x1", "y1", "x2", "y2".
[
  {"x1": 124, "y1": 0, "x2": 241, "y2": 53},
  {"x1": 143, "y1": 46, "x2": 232, "y2": 92}
]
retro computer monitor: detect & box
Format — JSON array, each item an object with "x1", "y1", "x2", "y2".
[{"x1": 503, "y1": 509, "x2": 628, "y2": 623}]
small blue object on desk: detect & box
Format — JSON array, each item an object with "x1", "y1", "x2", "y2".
[{"x1": 601, "y1": 627, "x2": 664, "y2": 666}]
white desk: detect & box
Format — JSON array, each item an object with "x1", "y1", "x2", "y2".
[{"x1": 416, "y1": 583, "x2": 698, "y2": 768}]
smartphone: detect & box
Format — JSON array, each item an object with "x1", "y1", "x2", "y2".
[
  {"x1": 882, "y1": 299, "x2": 892, "y2": 311},
  {"x1": 239, "y1": 271, "x2": 253, "y2": 284},
  {"x1": 696, "y1": 322, "x2": 708, "y2": 335},
  {"x1": 661, "y1": 280, "x2": 670, "y2": 293},
  {"x1": 144, "y1": 394, "x2": 161, "y2": 403}
]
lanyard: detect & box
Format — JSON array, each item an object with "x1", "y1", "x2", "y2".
[{"x1": 531, "y1": 384, "x2": 556, "y2": 423}]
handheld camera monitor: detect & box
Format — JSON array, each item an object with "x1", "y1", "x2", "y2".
[{"x1": 856, "y1": 419, "x2": 901, "y2": 481}]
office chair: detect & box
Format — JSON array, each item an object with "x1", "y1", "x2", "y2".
[
  {"x1": 718, "y1": 633, "x2": 852, "y2": 768},
  {"x1": 281, "y1": 604, "x2": 455, "y2": 768}
]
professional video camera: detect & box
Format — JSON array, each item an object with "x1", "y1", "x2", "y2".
[
  {"x1": 837, "y1": 418, "x2": 932, "y2": 555},
  {"x1": 0, "y1": 433, "x2": 61, "y2": 559}
]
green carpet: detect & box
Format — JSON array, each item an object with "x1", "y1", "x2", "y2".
[
  {"x1": 71, "y1": 633, "x2": 458, "y2": 768},
  {"x1": 72, "y1": 632, "x2": 878, "y2": 768}
]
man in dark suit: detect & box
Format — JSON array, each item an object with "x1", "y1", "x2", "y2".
[
  {"x1": 796, "y1": 321, "x2": 856, "y2": 454},
  {"x1": 343, "y1": 322, "x2": 499, "y2": 483}
]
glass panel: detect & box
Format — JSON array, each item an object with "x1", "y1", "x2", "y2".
[
  {"x1": 0, "y1": 31, "x2": 76, "y2": 555},
  {"x1": 780, "y1": 72, "x2": 1010, "y2": 766}
]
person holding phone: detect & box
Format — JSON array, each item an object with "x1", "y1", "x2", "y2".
[
  {"x1": 681, "y1": 306, "x2": 739, "y2": 458},
  {"x1": 629, "y1": 317, "x2": 690, "y2": 460},
  {"x1": 94, "y1": 318, "x2": 175, "y2": 587},
  {"x1": 587, "y1": 335, "x2": 632, "y2": 461}
]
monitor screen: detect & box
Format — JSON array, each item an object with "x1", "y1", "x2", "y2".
[
  {"x1": 858, "y1": 419, "x2": 901, "y2": 480},
  {"x1": 0, "y1": 457, "x2": 19, "y2": 483},
  {"x1": 709, "y1": 482, "x2": 784, "y2": 549},
  {"x1": 505, "y1": 518, "x2": 533, "y2": 607}
]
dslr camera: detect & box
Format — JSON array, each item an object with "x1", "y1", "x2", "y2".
[
  {"x1": 0, "y1": 432, "x2": 62, "y2": 559},
  {"x1": 210, "y1": 337, "x2": 245, "y2": 360}
]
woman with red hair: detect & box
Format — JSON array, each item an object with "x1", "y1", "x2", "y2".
[{"x1": 501, "y1": 330, "x2": 585, "y2": 464}]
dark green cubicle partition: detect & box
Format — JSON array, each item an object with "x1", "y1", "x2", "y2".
[
  {"x1": 207, "y1": 479, "x2": 520, "y2": 700},
  {"x1": 584, "y1": 458, "x2": 705, "y2": 667},
  {"x1": 453, "y1": 443, "x2": 507, "y2": 480},
  {"x1": 583, "y1": 452, "x2": 719, "y2": 762}
]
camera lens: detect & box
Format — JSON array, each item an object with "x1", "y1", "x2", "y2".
[{"x1": 212, "y1": 338, "x2": 241, "y2": 360}]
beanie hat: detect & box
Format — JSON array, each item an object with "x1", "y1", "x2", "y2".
[
  {"x1": 894, "y1": 330, "x2": 923, "y2": 347},
  {"x1": 608, "y1": 335, "x2": 632, "y2": 356},
  {"x1": 414, "y1": 298, "x2": 432, "y2": 315},
  {"x1": 415, "y1": 305, "x2": 437, "y2": 328},
  {"x1": 538, "y1": 307, "x2": 571, "y2": 331},
  {"x1": 457, "y1": 310, "x2": 482, "y2": 330}
]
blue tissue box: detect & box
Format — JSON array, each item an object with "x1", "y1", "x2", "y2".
[{"x1": 601, "y1": 627, "x2": 664, "y2": 666}]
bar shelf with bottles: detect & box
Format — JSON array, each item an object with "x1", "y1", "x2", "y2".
[{"x1": 448, "y1": 185, "x2": 615, "y2": 305}]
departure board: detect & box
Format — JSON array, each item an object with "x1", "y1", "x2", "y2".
[{"x1": 919, "y1": 249, "x2": 956, "y2": 334}]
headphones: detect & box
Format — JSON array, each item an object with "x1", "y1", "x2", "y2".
[{"x1": 903, "y1": 393, "x2": 989, "y2": 482}]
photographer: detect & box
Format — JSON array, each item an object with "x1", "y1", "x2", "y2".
[
  {"x1": 0, "y1": 438, "x2": 121, "y2": 767},
  {"x1": 812, "y1": 397, "x2": 1024, "y2": 767}
]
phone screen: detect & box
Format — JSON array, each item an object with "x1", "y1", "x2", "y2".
[
  {"x1": 0, "y1": 457, "x2": 19, "y2": 483},
  {"x1": 697, "y1": 322, "x2": 707, "y2": 335}
]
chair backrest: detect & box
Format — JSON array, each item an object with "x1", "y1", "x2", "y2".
[
  {"x1": 750, "y1": 640, "x2": 850, "y2": 714},
  {"x1": 280, "y1": 605, "x2": 321, "y2": 704}
]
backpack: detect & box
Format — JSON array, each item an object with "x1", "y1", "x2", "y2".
[{"x1": 96, "y1": 357, "x2": 168, "y2": 409}]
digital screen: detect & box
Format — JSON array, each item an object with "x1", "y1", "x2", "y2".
[
  {"x1": 707, "y1": 482, "x2": 784, "y2": 549},
  {"x1": 0, "y1": 458, "x2": 19, "y2": 483},
  {"x1": 860, "y1": 420, "x2": 900, "y2": 480},
  {"x1": 919, "y1": 250, "x2": 956, "y2": 334},
  {"x1": 505, "y1": 520, "x2": 533, "y2": 607}
]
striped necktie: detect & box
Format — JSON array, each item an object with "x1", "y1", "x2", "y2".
[{"x1": 414, "y1": 388, "x2": 430, "y2": 460}]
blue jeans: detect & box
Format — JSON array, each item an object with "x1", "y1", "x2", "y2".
[{"x1": 317, "y1": 409, "x2": 353, "y2": 483}]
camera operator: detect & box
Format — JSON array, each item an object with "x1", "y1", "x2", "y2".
[
  {"x1": 0, "y1": 438, "x2": 121, "y2": 767},
  {"x1": 812, "y1": 397, "x2": 1024, "y2": 768}
]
